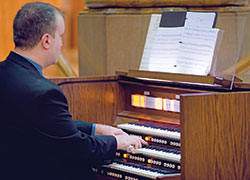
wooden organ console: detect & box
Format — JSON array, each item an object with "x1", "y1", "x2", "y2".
[{"x1": 51, "y1": 72, "x2": 250, "y2": 180}]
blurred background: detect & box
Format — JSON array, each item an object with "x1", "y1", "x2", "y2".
[
  {"x1": 1, "y1": 0, "x2": 250, "y2": 79},
  {"x1": 0, "y1": 0, "x2": 86, "y2": 77}
]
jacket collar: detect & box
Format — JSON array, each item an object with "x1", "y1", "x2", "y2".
[{"x1": 6, "y1": 51, "x2": 41, "y2": 76}]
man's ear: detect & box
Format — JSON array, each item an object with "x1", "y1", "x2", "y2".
[{"x1": 41, "y1": 33, "x2": 51, "y2": 49}]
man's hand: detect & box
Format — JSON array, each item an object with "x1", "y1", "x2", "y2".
[
  {"x1": 95, "y1": 124, "x2": 127, "y2": 136},
  {"x1": 114, "y1": 134, "x2": 148, "y2": 150},
  {"x1": 95, "y1": 124, "x2": 148, "y2": 150}
]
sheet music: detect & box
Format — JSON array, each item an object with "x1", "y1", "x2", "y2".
[
  {"x1": 176, "y1": 27, "x2": 220, "y2": 75},
  {"x1": 185, "y1": 12, "x2": 216, "y2": 28},
  {"x1": 140, "y1": 12, "x2": 220, "y2": 76},
  {"x1": 147, "y1": 27, "x2": 183, "y2": 72},
  {"x1": 140, "y1": 14, "x2": 162, "y2": 70},
  {"x1": 146, "y1": 27, "x2": 219, "y2": 75}
]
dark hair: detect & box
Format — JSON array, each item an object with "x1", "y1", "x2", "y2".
[{"x1": 13, "y1": 2, "x2": 63, "y2": 49}]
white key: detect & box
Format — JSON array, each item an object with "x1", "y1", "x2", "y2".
[{"x1": 134, "y1": 148, "x2": 180, "y2": 163}]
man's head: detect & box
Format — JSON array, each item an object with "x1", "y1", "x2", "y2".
[{"x1": 13, "y1": 2, "x2": 65, "y2": 67}]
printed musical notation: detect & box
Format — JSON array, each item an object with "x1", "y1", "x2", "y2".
[{"x1": 140, "y1": 11, "x2": 222, "y2": 76}]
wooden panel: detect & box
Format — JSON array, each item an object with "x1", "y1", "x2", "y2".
[
  {"x1": 128, "y1": 70, "x2": 220, "y2": 85},
  {"x1": 85, "y1": 0, "x2": 248, "y2": 8},
  {"x1": 78, "y1": 15, "x2": 107, "y2": 76},
  {"x1": 181, "y1": 92, "x2": 250, "y2": 180},
  {"x1": 52, "y1": 76, "x2": 124, "y2": 125},
  {"x1": 78, "y1": 14, "x2": 150, "y2": 76},
  {"x1": 116, "y1": 111, "x2": 180, "y2": 125},
  {"x1": 106, "y1": 15, "x2": 150, "y2": 74}
]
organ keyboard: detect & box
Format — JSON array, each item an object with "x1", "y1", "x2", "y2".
[
  {"x1": 118, "y1": 121, "x2": 180, "y2": 140},
  {"x1": 94, "y1": 120, "x2": 181, "y2": 180},
  {"x1": 93, "y1": 159, "x2": 180, "y2": 180},
  {"x1": 131, "y1": 144, "x2": 180, "y2": 163}
]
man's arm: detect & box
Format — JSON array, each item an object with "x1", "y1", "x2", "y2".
[
  {"x1": 36, "y1": 88, "x2": 147, "y2": 162},
  {"x1": 73, "y1": 120, "x2": 93, "y2": 135},
  {"x1": 35, "y1": 88, "x2": 117, "y2": 165}
]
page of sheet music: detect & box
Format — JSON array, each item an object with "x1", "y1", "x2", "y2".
[
  {"x1": 147, "y1": 27, "x2": 183, "y2": 72},
  {"x1": 176, "y1": 27, "x2": 219, "y2": 75},
  {"x1": 185, "y1": 12, "x2": 216, "y2": 28},
  {"x1": 140, "y1": 14, "x2": 162, "y2": 70},
  {"x1": 146, "y1": 27, "x2": 219, "y2": 75}
]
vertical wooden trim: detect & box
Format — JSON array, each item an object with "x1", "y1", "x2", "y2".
[{"x1": 181, "y1": 92, "x2": 250, "y2": 180}]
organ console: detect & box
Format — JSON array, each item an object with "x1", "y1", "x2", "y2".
[{"x1": 51, "y1": 71, "x2": 250, "y2": 180}]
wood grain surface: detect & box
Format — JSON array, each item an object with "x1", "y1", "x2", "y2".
[
  {"x1": 84, "y1": 0, "x2": 248, "y2": 8},
  {"x1": 51, "y1": 76, "x2": 123, "y2": 125},
  {"x1": 181, "y1": 92, "x2": 250, "y2": 180}
]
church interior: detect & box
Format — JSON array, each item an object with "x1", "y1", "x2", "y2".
[{"x1": 0, "y1": 0, "x2": 249, "y2": 180}]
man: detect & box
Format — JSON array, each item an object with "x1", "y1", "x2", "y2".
[{"x1": 0, "y1": 2, "x2": 146, "y2": 180}]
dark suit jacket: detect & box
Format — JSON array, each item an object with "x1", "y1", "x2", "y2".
[{"x1": 0, "y1": 51, "x2": 117, "y2": 180}]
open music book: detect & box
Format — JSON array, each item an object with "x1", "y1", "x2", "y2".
[{"x1": 140, "y1": 11, "x2": 224, "y2": 76}]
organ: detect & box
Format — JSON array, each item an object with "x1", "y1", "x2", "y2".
[{"x1": 51, "y1": 71, "x2": 250, "y2": 180}]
